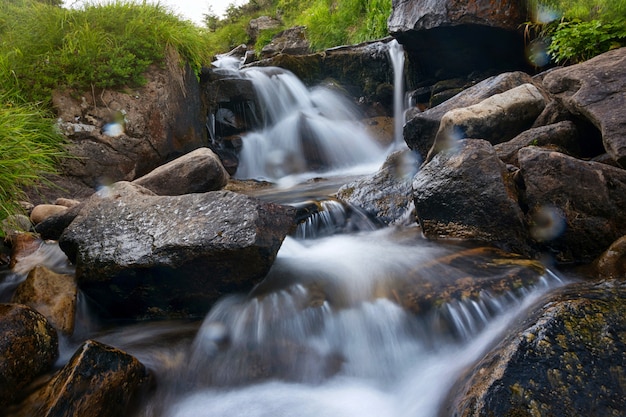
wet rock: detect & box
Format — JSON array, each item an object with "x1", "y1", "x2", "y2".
[
  {"x1": 494, "y1": 121, "x2": 580, "y2": 166},
  {"x1": 132, "y1": 147, "x2": 229, "y2": 195},
  {"x1": 519, "y1": 147, "x2": 626, "y2": 264},
  {"x1": 30, "y1": 204, "x2": 69, "y2": 225},
  {"x1": 12, "y1": 266, "x2": 78, "y2": 335},
  {"x1": 0, "y1": 303, "x2": 58, "y2": 408},
  {"x1": 413, "y1": 139, "x2": 530, "y2": 255},
  {"x1": 426, "y1": 84, "x2": 546, "y2": 162},
  {"x1": 403, "y1": 71, "x2": 535, "y2": 159},
  {"x1": 443, "y1": 279, "x2": 626, "y2": 417},
  {"x1": 49, "y1": 47, "x2": 206, "y2": 194},
  {"x1": 58, "y1": 182, "x2": 296, "y2": 319},
  {"x1": 389, "y1": 0, "x2": 531, "y2": 80},
  {"x1": 261, "y1": 26, "x2": 310, "y2": 59},
  {"x1": 9, "y1": 233, "x2": 43, "y2": 271},
  {"x1": 542, "y1": 47, "x2": 626, "y2": 167},
  {"x1": 391, "y1": 246, "x2": 547, "y2": 337},
  {"x1": 337, "y1": 149, "x2": 419, "y2": 225},
  {"x1": 14, "y1": 339, "x2": 150, "y2": 417}
]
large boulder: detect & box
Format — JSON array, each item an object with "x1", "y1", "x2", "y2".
[
  {"x1": 413, "y1": 139, "x2": 530, "y2": 255},
  {"x1": 58, "y1": 182, "x2": 296, "y2": 319},
  {"x1": 247, "y1": 16, "x2": 282, "y2": 43},
  {"x1": 519, "y1": 147, "x2": 626, "y2": 264},
  {"x1": 49, "y1": 47, "x2": 206, "y2": 199},
  {"x1": 541, "y1": 47, "x2": 626, "y2": 167},
  {"x1": 443, "y1": 279, "x2": 626, "y2": 417},
  {"x1": 0, "y1": 303, "x2": 58, "y2": 408},
  {"x1": 403, "y1": 71, "x2": 535, "y2": 159},
  {"x1": 13, "y1": 340, "x2": 150, "y2": 417},
  {"x1": 132, "y1": 147, "x2": 229, "y2": 195},
  {"x1": 388, "y1": 0, "x2": 531, "y2": 81},
  {"x1": 427, "y1": 83, "x2": 546, "y2": 162}
]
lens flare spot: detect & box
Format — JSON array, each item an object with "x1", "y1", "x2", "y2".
[{"x1": 530, "y1": 205, "x2": 566, "y2": 242}]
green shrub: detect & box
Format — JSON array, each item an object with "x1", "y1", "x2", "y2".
[
  {"x1": 548, "y1": 19, "x2": 626, "y2": 63},
  {"x1": 529, "y1": 0, "x2": 626, "y2": 64}
]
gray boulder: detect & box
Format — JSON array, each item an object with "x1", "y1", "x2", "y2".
[
  {"x1": 247, "y1": 16, "x2": 282, "y2": 43},
  {"x1": 542, "y1": 47, "x2": 626, "y2": 167},
  {"x1": 132, "y1": 147, "x2": 229, "y2": 195},
  {"x1": 427, "y1": 83, "x2": 546, "y2": 162},
  {"x1": 519, "y1": 147, "x2": 626, "y2": 263},
  {"x1": 58, "y1": 182, "x2": 296, "y2": 319},
  {"x1": 261, "y1": 26, "x2": 310, "y2": 59},
  {"x1": 413, "y1": 139, "x2": 530, "y2": 255},
  {"x1": 403, "y1": 71, "x2": 535, "y2": 159}
]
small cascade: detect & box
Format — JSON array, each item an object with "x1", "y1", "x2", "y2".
[
  {"x1": 293, "y1": 198, "x2": 381, "y2": 239},
  {"x1": 232, "y1": 67, "x2": 386, "y2": 185},
  {"x1": 388, "y1": 39, "x2": 408, "y2": 150}
]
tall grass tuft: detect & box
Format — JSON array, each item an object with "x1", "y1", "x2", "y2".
[{"x1": 0, "y1": 90, "x2": 64, "y2": 228}]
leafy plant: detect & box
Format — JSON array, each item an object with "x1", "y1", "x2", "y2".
[{"x1": 548, "y1": 19, "x2": 626, "y2": 63}]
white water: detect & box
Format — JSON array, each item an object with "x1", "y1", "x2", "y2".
[
  {"x1": 152, "y1": 230, "x2": 563, "y2": 417},
  {"x1": 233, "y1": 67, "x2": 386, "y2": 186},
  {"x1": 388, "y1": 39, "x2": 408, "y2": 149}
]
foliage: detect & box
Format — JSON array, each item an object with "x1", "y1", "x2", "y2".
[
  {"x1": 0, "y1": 0, "x2": 214, "y2": 102},
  {"x1": 204, "y1": 0, "x2": 392, "y2": 54},
  {"x1": 0, "y1": 90, "x2": 64, "y2": 225},
  {"x1": 548, "y1": 19, "x2": 626, "y2": 63},
  {"x1": 528, "y1": 0, "x2": 626, "y2": 64}
]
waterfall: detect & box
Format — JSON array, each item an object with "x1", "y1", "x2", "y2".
[
  {"x1": 388, "y1": 39, "x2": 407, "y2": 149},
  {"x1": 233, "y1": 67, "x2": 386, "y2": 186}
]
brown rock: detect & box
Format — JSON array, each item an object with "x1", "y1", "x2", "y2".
[
  {"x1": 12, "y1": 266, "x2": 78, "y2": 335},
  {"x1": 14, "y1": 339, "x2": 150, "y2": 417},
  {"x1": 595, "y1": 235, "x2": 626, "y2": 280},
  {"x1": 30, "y1": 204, "x2": 68, "y2": 225},
  {"x1": 0, "y1": 303, "x2": 58, "y2": 407}
]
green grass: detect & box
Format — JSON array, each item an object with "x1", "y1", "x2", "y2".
[
  {"x1": 0, "y1": 90, "x2": 64, "y2": 228},
  {"x1": 0, "y1": 0, "x2": 214, "y2": 102},
  {"x1": 205, "y1": 0, "x2": 392, "y2": 55}
]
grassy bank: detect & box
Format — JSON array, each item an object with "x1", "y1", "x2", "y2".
[{"x1": 0, "y1": 0, "x2": 214, "y2": 227}]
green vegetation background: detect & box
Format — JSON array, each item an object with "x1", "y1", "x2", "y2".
[{"x1": 0, "y1": 0, "x2": 624, "y2": 229}]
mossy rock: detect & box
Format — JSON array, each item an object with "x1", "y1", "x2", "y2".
[{"x1": 442, "y1": 279, "x2": 626, "y2": 417}]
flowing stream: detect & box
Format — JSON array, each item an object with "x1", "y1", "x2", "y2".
[{"x1": 2, "y1": 46, "x2": 568, "y2": 417}]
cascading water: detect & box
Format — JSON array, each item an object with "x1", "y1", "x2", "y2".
[
  {"x1": 233, "y1": 66, "x2": 386, "y2": 186},
  {"x1": 1, "y1": 51, "x2": 570, "y2": 417}
]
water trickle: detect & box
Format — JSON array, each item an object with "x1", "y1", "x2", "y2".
[{"x1": 388, "y1": 39, "x2": 408, "y2": 150}]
